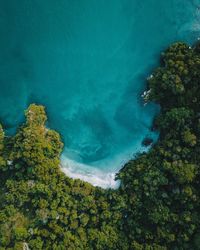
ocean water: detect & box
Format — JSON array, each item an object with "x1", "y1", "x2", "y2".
[{"x1": 0, "y1": 0, "x2": 200, "y2": 188}]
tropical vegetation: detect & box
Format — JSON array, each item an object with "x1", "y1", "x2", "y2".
[{"x1": 0, "y1": 41, "x2": 200, "y2": 249}]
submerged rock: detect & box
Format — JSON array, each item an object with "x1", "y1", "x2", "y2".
[{"x1": 142, "y1": 137, "x2": 153, "y2": 147}]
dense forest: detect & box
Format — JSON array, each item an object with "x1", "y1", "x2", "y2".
[{"x1": 0, "y1": 41, "x2": 200, "y2": 249}]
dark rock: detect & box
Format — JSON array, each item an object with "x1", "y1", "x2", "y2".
[{"x1": 142, "y1": 137, "x2": 153, "y2": 147}]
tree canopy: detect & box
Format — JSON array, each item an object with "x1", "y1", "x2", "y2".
[{"x1": 0, "y1": 41, "x2": 200, "y2": 249}]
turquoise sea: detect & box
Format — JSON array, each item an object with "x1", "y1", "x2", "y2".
[{"x1": 0, "y1": 0, "x2": 200, "y2": 187}]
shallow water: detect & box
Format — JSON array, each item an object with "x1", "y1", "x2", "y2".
[{"x1": 0, "y1": 0, "x2": 200, "y2": 188}]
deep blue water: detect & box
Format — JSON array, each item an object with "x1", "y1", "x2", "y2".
[{"x1": 0, "y1": 0, "x2": 200, "y2": 187}]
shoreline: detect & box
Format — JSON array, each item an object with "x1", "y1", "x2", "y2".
[
  {"x1": 59, "y1": 136, "x2": 157, "y2": 189},
  {"x1": 60, "y1": 157, "x2": 120, "y2": 189}
]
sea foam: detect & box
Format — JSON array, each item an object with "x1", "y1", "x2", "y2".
[
  {"x1": 61, "y1": 157, "x2": 120, "y2": 189},
  {"x1": 60, "y1": 137, "x2": 156, "y2": 189}
]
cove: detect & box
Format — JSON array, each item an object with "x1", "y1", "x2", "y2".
[{"x1": 0, "y1": 0, "x2": 200, "y2": 188}]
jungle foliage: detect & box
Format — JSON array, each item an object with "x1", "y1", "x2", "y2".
[{"x1": 0, "y1": 41, "x2": 200, "y2": 249}]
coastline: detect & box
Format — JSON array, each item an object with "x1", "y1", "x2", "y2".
[
  {"x1": 60, "y1": 156, "x2": 120, "y2": 189},
  {"x1": 60, "y1": 158, "x2": 120, "y2": 189},
  {"x1": 60, "y1": 133, "x2": 158, "y2": 189}
]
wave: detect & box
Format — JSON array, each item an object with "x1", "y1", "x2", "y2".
[
  {"x1": 60, "y1": 156, "x2": 120, "y2": 189},
  {"x1": 60, "y1": 134, "x2": 158, "y2": 189}
]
